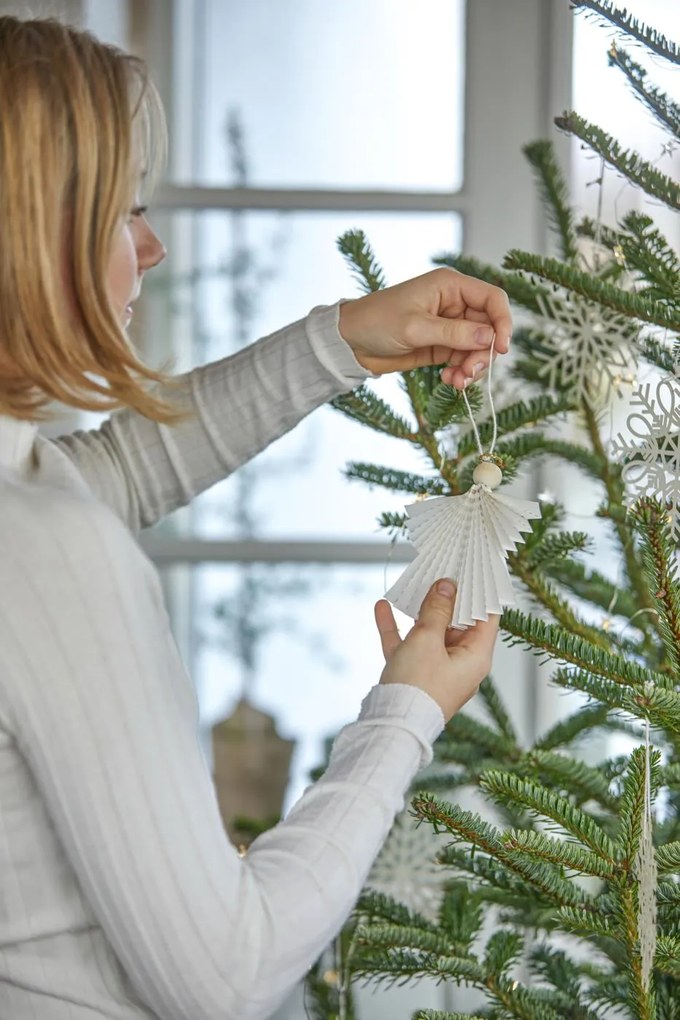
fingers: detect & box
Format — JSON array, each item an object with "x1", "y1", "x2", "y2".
[
  {"x1": 434, "y1": 267, "x2": 513, "y2": 352},
  {"x1": 441, "y1": 350, "x2": 498, "y2": 390},
  {"x1": 414, "y1": 578, "x2": 457, "y2": 633},
  {"x1": 440, "y1": 350, "x2": 496, "y2": 390},
  {"x1": 412, "y1": 314, "x2": 496, "y2": 356},
  {"x1": 457, "y1": 613, "x2": 500, "y2": 665},
  {"x1": 374, "y1": 599, "x2": 402, "y2": 659}
]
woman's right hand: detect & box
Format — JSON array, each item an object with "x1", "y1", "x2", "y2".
[{"x1": 374, "y1": 578, "x2": 499, "y2": 722}]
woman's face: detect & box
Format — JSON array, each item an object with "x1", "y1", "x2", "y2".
[{"x1": 108, "y1": 202, "x2": 166, "y2": 327}]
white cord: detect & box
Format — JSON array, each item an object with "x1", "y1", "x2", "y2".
[{"x1": 461, "y1": 332, "x2": 498, "y2": 457}]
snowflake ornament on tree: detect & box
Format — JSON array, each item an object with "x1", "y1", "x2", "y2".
[
  {"x1": 534, "y1": 292, "x2": 639, "y2": 407},
  {"x1": 610, "y1": 371, "x2": 680, "y2": 541}
]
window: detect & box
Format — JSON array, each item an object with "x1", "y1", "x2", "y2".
[
  {"x1": 76, "y1": 2, "x2": 575, "y2": 1014},
  {"x1": 121, "y1": 0, "x2": 574, "y2": 858}
]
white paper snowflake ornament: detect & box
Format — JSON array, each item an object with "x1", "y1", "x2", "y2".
[
  {"x1": 385, "y1": 456, "x2": 541, "y2": 629},
  {"x1": 610, "y1": 372, "x2": 680, "y2": 541},
  {"x1": 534, "y1": 292, "x2": 639, "y2": 408}
]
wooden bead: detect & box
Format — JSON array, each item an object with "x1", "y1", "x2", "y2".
[{"x1": 472, "y1": 460, "x2": 502, "y2": 490}]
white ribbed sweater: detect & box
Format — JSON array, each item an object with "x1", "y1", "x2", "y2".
[{"x1": 0, "y1": 301, "x2": 445, "y2": 1020}]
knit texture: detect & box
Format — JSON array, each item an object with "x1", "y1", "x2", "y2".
[{"x1": 0, "y1": 302, "x2": 445, "y2": 1020}]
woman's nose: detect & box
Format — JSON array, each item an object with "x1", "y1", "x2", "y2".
[{"x1": 138, "y1": 222, "x2": 167, "y2": 271}]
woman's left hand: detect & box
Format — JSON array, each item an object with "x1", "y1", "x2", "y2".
[{"x1": 337, "y1": 267, "x2": 512, "y2": 390}]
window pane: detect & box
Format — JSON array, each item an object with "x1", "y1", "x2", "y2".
[
  {"x1": 161, "y1": 563, "x2": 401, "y2": 811},
  {"x1": 173, "y1": 0, "x2": 465, "y2": 191},
  {"x1": 142, "y1": 209, "x2": 462, "y2": 539}
]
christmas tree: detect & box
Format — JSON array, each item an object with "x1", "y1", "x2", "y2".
[{"x1": 306, "y1": 3, "x2": 680, "y2": 1017}]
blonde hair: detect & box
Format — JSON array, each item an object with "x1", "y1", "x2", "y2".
[{"x1": 0, "y1": 14, "x2": 195, "y2": 426}]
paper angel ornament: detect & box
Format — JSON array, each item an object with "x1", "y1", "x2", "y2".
[{"x1": 385, "y1": 456, "x2": 541, "y2": 629}]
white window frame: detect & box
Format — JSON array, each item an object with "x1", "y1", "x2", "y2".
[{"x1": 127, "y1": 0, "x2": 574, "y2": 752}]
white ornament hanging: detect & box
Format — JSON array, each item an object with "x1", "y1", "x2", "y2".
[
  {"x1": 533, "y1": 291, "x2": 639, "y2": 408},
  {"x1": 634, "y1": 713, "x2": 657, "y2": 991},
  {"x1": 385, "y1": 343, "x2": 542, "y2": 630},
  {"x1": 609, "y1": 372, "x2": 680, "y2": 541}
]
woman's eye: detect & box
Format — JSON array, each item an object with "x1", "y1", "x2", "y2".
[{"x1": 128, "y1": 205, "x2": 148, "y2": 223}]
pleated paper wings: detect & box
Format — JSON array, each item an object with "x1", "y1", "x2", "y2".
[{"x1": 385, "y1": 466, "x2": 541, "y2": 630}]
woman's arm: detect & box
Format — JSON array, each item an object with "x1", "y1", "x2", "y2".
[
  {"x1": 50, "y1": 301, "x2": 375, "y2": 534},
  {"x1": 0, "y1": 491, "x2": 443, "y2": 1020}
]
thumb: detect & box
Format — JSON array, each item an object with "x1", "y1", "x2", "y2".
[{"x1": 416, "y1": 578, "x2": 457, "y2": 631}]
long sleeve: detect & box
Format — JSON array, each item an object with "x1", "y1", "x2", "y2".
[
  {"x1": 51, "y1": 301, "x2": 376, "y2": 534},
  {"x1": 0, "y1": 490, "x2": 444, "y2": 1020}
]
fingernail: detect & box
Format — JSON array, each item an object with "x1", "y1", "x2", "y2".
[
  {"x1": 474, "y1": 327, "x2": 493, "y2": 346},
  {"x1": 472, "y1": 362, "x2": 485, "y2": 376},
  {"x1": 437, "y1": 579, "x2": 454, "y2": 596},
  {"x1": 463, "y1": 376, "x2": 473, "y2": 388}
]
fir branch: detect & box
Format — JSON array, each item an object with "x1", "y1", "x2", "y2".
[
  {"x1": 491, "y1": 432, "x2": 605, "y2": 480},
  {"x1": 483, "y1": 976, "x2": 567, "y2": 1020},
  {"x1": 414, "y1": 796, "x2": 589, "y2": 910},
  {"x1": 555, "y1": 110, "x2": 680, "y2": 211},
  {"x1": 331, "y1": 386, "x2": 418, "y2": 441},
  {"x1": 523, "y1": 748, "x2": 618, "y2": 810},
  {"x1": 557, "y1": 904, "x2": 621, "y2": 940},
  {"x1": 344, "y1": 463, "x2": 449, "y2": 497},
  {"x1": 376, "y1": 510, "x2": 408, "y2": 536},
  {"x1": 580, "y1": 398, "x2": 659, "y2": 647},
  {"x1": 403, "y1": 365, "x2": 454, "y2": 421},
  {"x1": 534, "y1": 703, "x2": 611, "y2": 751},
  {"x1": 353, "y1": 922, "x2": 453, "y2": 957},
  {"x1": 524, "y1": 530, "x2": 593, "y2": 570},
  {"x1": 478, "y1": 675, "x2": 518, "y2": 745},
  {"x1": 426, "y1": 381, "x2": 481, "y2": 432},
  {"x1": 438, "y1": 884, "x2": 486, "y2": 946},
  {"x1": 636, "y1": 687, "x2": 680, "y2": 736},
  {"x1": 616, "y1": 746, "x2": 662, "y2": 864},
  {"x1": 500, "y1": 605, "x2": 659, "y2": 687},
  {"x1": 530, "y1": 946, "x2": 607, "y2": 1019},
  {"x1": 509, "y1": 552, "x2": 612, "y2": 648},
  {"x1": 608, "y1": 45, "x2": 680, "y2": 138},
  {"x1": 656, "y1": 842, "x2": 680, "y2": 875},
  {"x1": 503, "y1": 828, "x2": 616, "y2": 879},
  {"x1": 411, "y1": 796, "x2": 504, "y2": 852},
  {"x1": 502, "y1": 249, "x2": 680, "y2": 331},
  {"x1": 354, "y1": 890, "x2": 439, "y2": 932},
  {"x1": 542, "y1": 558, "x2": 639, "y2": 620},
  {"x1": 348, "y1": 943, "x2": 484, "y2": 987},
  {"x1": 638, "y1": 334, "x2": 677, "y2": 374},
  {"x1": 431, "y1": 253, "x2": 548, "y2": 314},
  {"x1": 654, "y1": 935, "x2": 680, "y2": 977},
  {"x1": 337, "y1": 229, "x2": 387, "y2": 293},
  {"x1": 550, "y1": 665, "x2": 638, "y2": 714},
  {"x1": 523, "y1": 139, "x2": 578, "y2": 261},
  {"x1": 656, "y1": 881, "x2": 680, "y2": 908},
  {"x1": 455, "y1": 393, "x2": 576, "y2": 459},
  {"x1": 413, "y1": 1012, "x2": 487, "y2": 1020},
  {"x1": 618, "y1": 210, "x2": 680, "y2": 307},
  {"x1": 660, "y1": 761, "x2": 680, "y2": 789},
  {"x1": 629, "y1": 497, "x2": 680, "y2": 679},
  {"x1": 442, "y1": 713, "x2": 518, "y2": 759},
  {"x1": 479, "y1": 770, "x2": 617, "y2": 859},
  {"x1": 483, "y1": 929, "x2": 524, "y2": 977},
  {"x1": 571, "y1": 1, "x2": 680, "y2": 64}
]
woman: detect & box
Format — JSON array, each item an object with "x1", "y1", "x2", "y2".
[{"x1": 0, "y1": 13, "x2": 511, "y2": 1020}]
